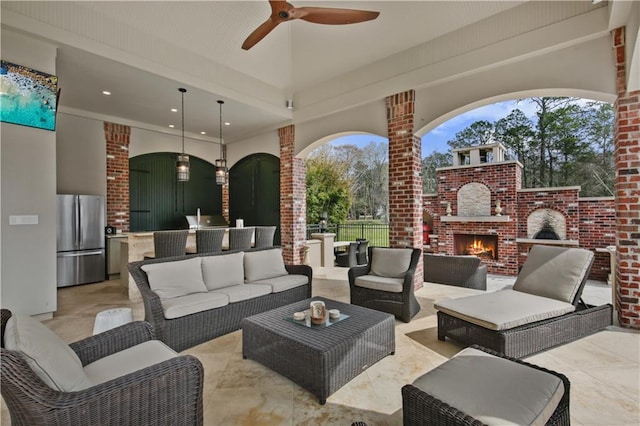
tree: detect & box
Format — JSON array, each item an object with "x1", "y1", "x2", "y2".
[
  {"x1": 447, "y1": 120, "x2": 494, "y2": 149},
  {"x1": 422, "y1": 151, "x2": 451, "y2": 193},
  {"x1": 494, "y1": 109, "x2": 535, "y2": 186},
  {"x1": 305, "y1": 149, "x2": 351, "y2": 224}
]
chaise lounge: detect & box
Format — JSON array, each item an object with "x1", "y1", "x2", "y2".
[{"x1": 435, "y1": 245, "x2": 612, "y2": 358}]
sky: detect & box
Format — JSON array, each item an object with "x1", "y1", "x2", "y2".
[{"x1": 330, "y1": 99, "x2": 541, "y2": 157}]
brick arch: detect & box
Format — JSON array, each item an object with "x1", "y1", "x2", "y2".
[{"x1": 298, "y1": 131, "x2": 387, "y2": 159}]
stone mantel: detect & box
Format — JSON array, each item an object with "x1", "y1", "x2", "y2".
[
  {"x1": 515, "y1": 238, "x2": 579, "y2": 246},
  {"x1": 440, "y1": 216, "x2": 511, "y2": 223}
]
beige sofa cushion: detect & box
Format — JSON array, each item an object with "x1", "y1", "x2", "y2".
[
  {"x1": 243, "y1": 249, "x2": 288, "y2": 282},
  {"x1": 3, "y1": 315, "x2": 93, "y2": 392},
  {"x1": 201, "y1": 251, "x2": 244, "y2": 290},
  {"x1": 84, "y1": 340, "x2": 177, "y2": 385},
  {"x1": 249, "y1": 274, "x2": 308, "y2": 293},
  {"x1": 412, "y1": 347, "x2": 564, "y2": 426},
  {"x1": 161, "y1": 292, "x2": 230, "y2": 319},
  {"x1": 370, "y1": 247, "x2": 412, "y2": 278},
  {"x1": 434, "y1": 289, "x2": 575, "y2": 331},
  {"x1": 354, "y1": 275, "x2": 404, "y2": 293},
  {"x1": 513, "y1": 245, "x2": 593, "y2": 303},
  {"x1": 141, "y1": 257, "x2": 207, "y2": 300},
  {"x1": 212, "y1": 284, "x2": 272, "y2": 303}
]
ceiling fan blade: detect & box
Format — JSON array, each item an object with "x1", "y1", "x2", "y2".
[
  {"x1": 296, "y1": 7, "x2": 379, "y2": 25},
  {"x1": 242, "y1": 19, "x2": 280, "y2": 50}
]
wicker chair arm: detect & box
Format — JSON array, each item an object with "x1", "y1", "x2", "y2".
[
  {"x1": 348, "y1": 265, "x2": 370, "y2": 287},
  {"x1": 70, "y1": 321, "x2": 154, "y2": 366},
  {"x1": 1, "y1": 350, "x2": 203, "y2": 425},
  {"x1": 285, "y1": 264, "x2": 313, "y2": 298}
]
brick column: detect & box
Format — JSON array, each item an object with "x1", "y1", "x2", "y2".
[
  {"x1": 385, "y1": 90, "x2": 424, "y2": 288},
  {"x1": 612, "y1": 27, "x2": 640, "y2": 329},
  {"x1": 279, "y1": 125, "x2": 306, "y2": 264},
  {"x1": 104, "y1": 122, "x2": 130, "y2": 232}
]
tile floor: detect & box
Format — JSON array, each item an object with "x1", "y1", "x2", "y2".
[{"x1": 2, "y1": 268, "x2": 638, "y2": 425}]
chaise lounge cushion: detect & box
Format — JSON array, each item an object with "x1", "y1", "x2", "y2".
[
  {"x1": 84, "y1": 340, "x2": 178, "y2": 385},
  {"x1": 161, "y1": 292, "x2": 230, "y2": 319},
  {"x1": 3, "y1": 314, "x2": 93, "y2": 392},
  {"x1": 201, "y1": 251, "x2": 244, "y2": 290},
  {"x1": 141, "y1": 257, "x2": 208, "y2": 299},
  {"x1": 434, "y1": 289, "x2": 575, "y2": 331},
  {"x1": 212, "y1": 284, "x2": 272, "y2": 303},
  {"x1": 370, "y1": 247, "x2": 412, "y2": 278},
  {"x1": 411, "y1": 347, "x2": 564, "y2": 426},
  {"x1": 249, "y1": 274, "x2": 308, "y2": 293},
  {"x1": 513, "y1": 245, "x2": 593, "y2": 303},
  {"x1": 243, "y1": 249, "x2": 288, "y2": 282},
  {"x1": 354, "y1": 275, "x2": 404, "y2": 293}
]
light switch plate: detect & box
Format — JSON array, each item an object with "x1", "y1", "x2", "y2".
[{"x1": 9, "y1": 215, "x2": 39, "y2": 225}]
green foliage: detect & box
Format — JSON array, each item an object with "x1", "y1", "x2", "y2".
[{"x1": 306, "y1": 148, "x2": 351, "y2": 224}]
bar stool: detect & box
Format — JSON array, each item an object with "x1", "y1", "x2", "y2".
[
  {"x1": 254, "y1": 226, "x2": 277, "y2": 248},
  {"x1": 229, "y1": 227, "x2": 254, "y2": 250},
  {"x1": 196, "y1": 228, "x2": 225, "y2": 253},
  {"x1": 143, "y1": 230, "x2": 188, "y2": 259}
]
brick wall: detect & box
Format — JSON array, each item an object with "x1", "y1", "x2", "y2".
[
  {"x1": 386, "y1": 90, "x2": 423, "y2": 288},
  {"x1": 579, "y1": 198, "x2": 616, "y2": 281},
  {"x1": 435, "y1": 161, "x2": 521, "y2": 275},
  {"x1": 104, "y1": 122, "x2": 130, "y2": 232},
  {"x1": 278, "y1": 125, "x2": 306, "y2": 265},
  {"x1": 613, "y1": 27, "x2": 640, "y2": 328}
]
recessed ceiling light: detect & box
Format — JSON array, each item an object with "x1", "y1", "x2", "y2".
[
  {"x1": 102, "y1": 91, "x2": 111, "y2": 95},
  {"x1": 225, "y1": 122, "x2": 231, "y2": 126},
  {"x1": 169, "y1": 124, "x2": 175, "y2": 128},
  {"x1": 171, "y1": 108, "x2": 178, "y2": 112},
  {"x1": 200, "y1": 131, "x2": 206, "y2": 135}
]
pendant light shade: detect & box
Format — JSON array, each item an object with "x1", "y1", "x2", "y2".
[
  {"x1": 215, "y1": 100, "x2": 227, "y2": 185},
  {"x1": 177, "y1": 88, "x2": 190, "y2": 182}
]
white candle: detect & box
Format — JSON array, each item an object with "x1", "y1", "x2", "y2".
[
  {"x1": 236, "y1": 219, "x2": 244, "y2": 228},
  {"x1": 197, "y1": 208, "x2": 201, "y2": 229}
]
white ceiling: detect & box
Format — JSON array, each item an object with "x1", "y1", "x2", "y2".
[{"x1": 4, "y1": 0, "x2": 608, "y2": 143}]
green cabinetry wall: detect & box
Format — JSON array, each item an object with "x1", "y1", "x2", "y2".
[{"x1": 129, "y1": 152, "x2": 221, "y2": 231}]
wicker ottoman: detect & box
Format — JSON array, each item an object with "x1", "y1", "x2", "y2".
[
  {"x1": 242, "y1": 297, "x2": 395, "y2": 404},
  {"x1": 402, "y1": 345, "x2": 570, "y2": 426}
]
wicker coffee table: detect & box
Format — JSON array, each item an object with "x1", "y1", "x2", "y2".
[{"x1": 242, "y1": 296, "x2": 395, "y2": 404}]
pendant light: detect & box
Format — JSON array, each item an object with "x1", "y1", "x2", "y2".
[
  {"x1": 176, "y1": 88, "x2": 190, "y2": 182},
  {"x1": 215, "y1": 100, "x2": 227, "y2": 185}
]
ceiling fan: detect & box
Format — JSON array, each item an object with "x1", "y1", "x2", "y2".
[{"x1": 242, "y1": 0, "x2": 380, "y2": 50}]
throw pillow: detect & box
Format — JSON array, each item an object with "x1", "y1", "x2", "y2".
[
  {"x1": 141, "y1": 257, "x2": 207, "y2": 299},
  {"x1": 244, "y1": 249, "x2": 288, "y2": 282},
  {"x1": 370, "y1": 247, "x2": 413, "y2": 278},
  {"x1": 202, "y1": 252, "x2": 245, "y2": 290},
  {"x1": 3, "y1": 314, "x2": 93, "y2": 391}
]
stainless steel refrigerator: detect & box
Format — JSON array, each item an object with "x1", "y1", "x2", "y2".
[{"x1": 56, "y1": 194, "x2": 106, "y2": 287}]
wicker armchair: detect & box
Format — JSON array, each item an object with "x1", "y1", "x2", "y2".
[
  {"x1": 1, "y1": 309, "x2": 204, "y2": 426},
  {"x1": 255, "y1": 226, "x2": 277, "y2": 248},
  {"x1": 229, "y1": 227, "x2": 254, "y2": 250},
  {"x1": 349, "y1": 246, "x2": 422, "y2": 322},
  {"x1": 336, "y1": 242, "x2": 358, "y2": 267},
  {"x1": 144, "y1": 230, "x2": 189, "y2": 259},
  {"x1": 423, "y1": 253, "x2": 487, "y2": 290},
  {"x1": 356, "y1": 239, "x2": 369, "y2": 265},
  {"x1": 196, "y1": 228, "x2": 225, "y2": 253}
]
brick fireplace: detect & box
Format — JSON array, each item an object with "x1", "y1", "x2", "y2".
[{"x1": 423, "y1": 143, "x2": 615, "y2": 280}]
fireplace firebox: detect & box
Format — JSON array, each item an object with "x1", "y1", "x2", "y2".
[{"x1": 454, "y1": 234, "x2": 498, "y2": 260}]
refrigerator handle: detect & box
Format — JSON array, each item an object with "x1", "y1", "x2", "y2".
[{"x1": 77, "y1": 195, "x2": 82, "y2": 247}]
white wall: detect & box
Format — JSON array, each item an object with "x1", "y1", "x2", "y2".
[
  {"x1": 130, "y1": 127, "x2": 221, "y2": 165},
  {"x1": 56, "y1": 113, "x2": 106, "y2": 195},
  {"x1": 1, "y1": 30, "x2": 58, "y2": 317}
]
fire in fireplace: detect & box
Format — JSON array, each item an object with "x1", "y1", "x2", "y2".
[{"x1": 454, "y1": 234, "x2": 498, "y2": 260}]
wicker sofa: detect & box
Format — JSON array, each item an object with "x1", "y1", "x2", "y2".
[
  {"x1": 423, "y1": 253, "x2": 487, "y2": 290},
  {"x1": 129, "y1": 247, "x2": 312, "y2": 351}
]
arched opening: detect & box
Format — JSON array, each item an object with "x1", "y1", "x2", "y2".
[{"x1": 229, "y1": 153, "x2": 281, "y2": 244}]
